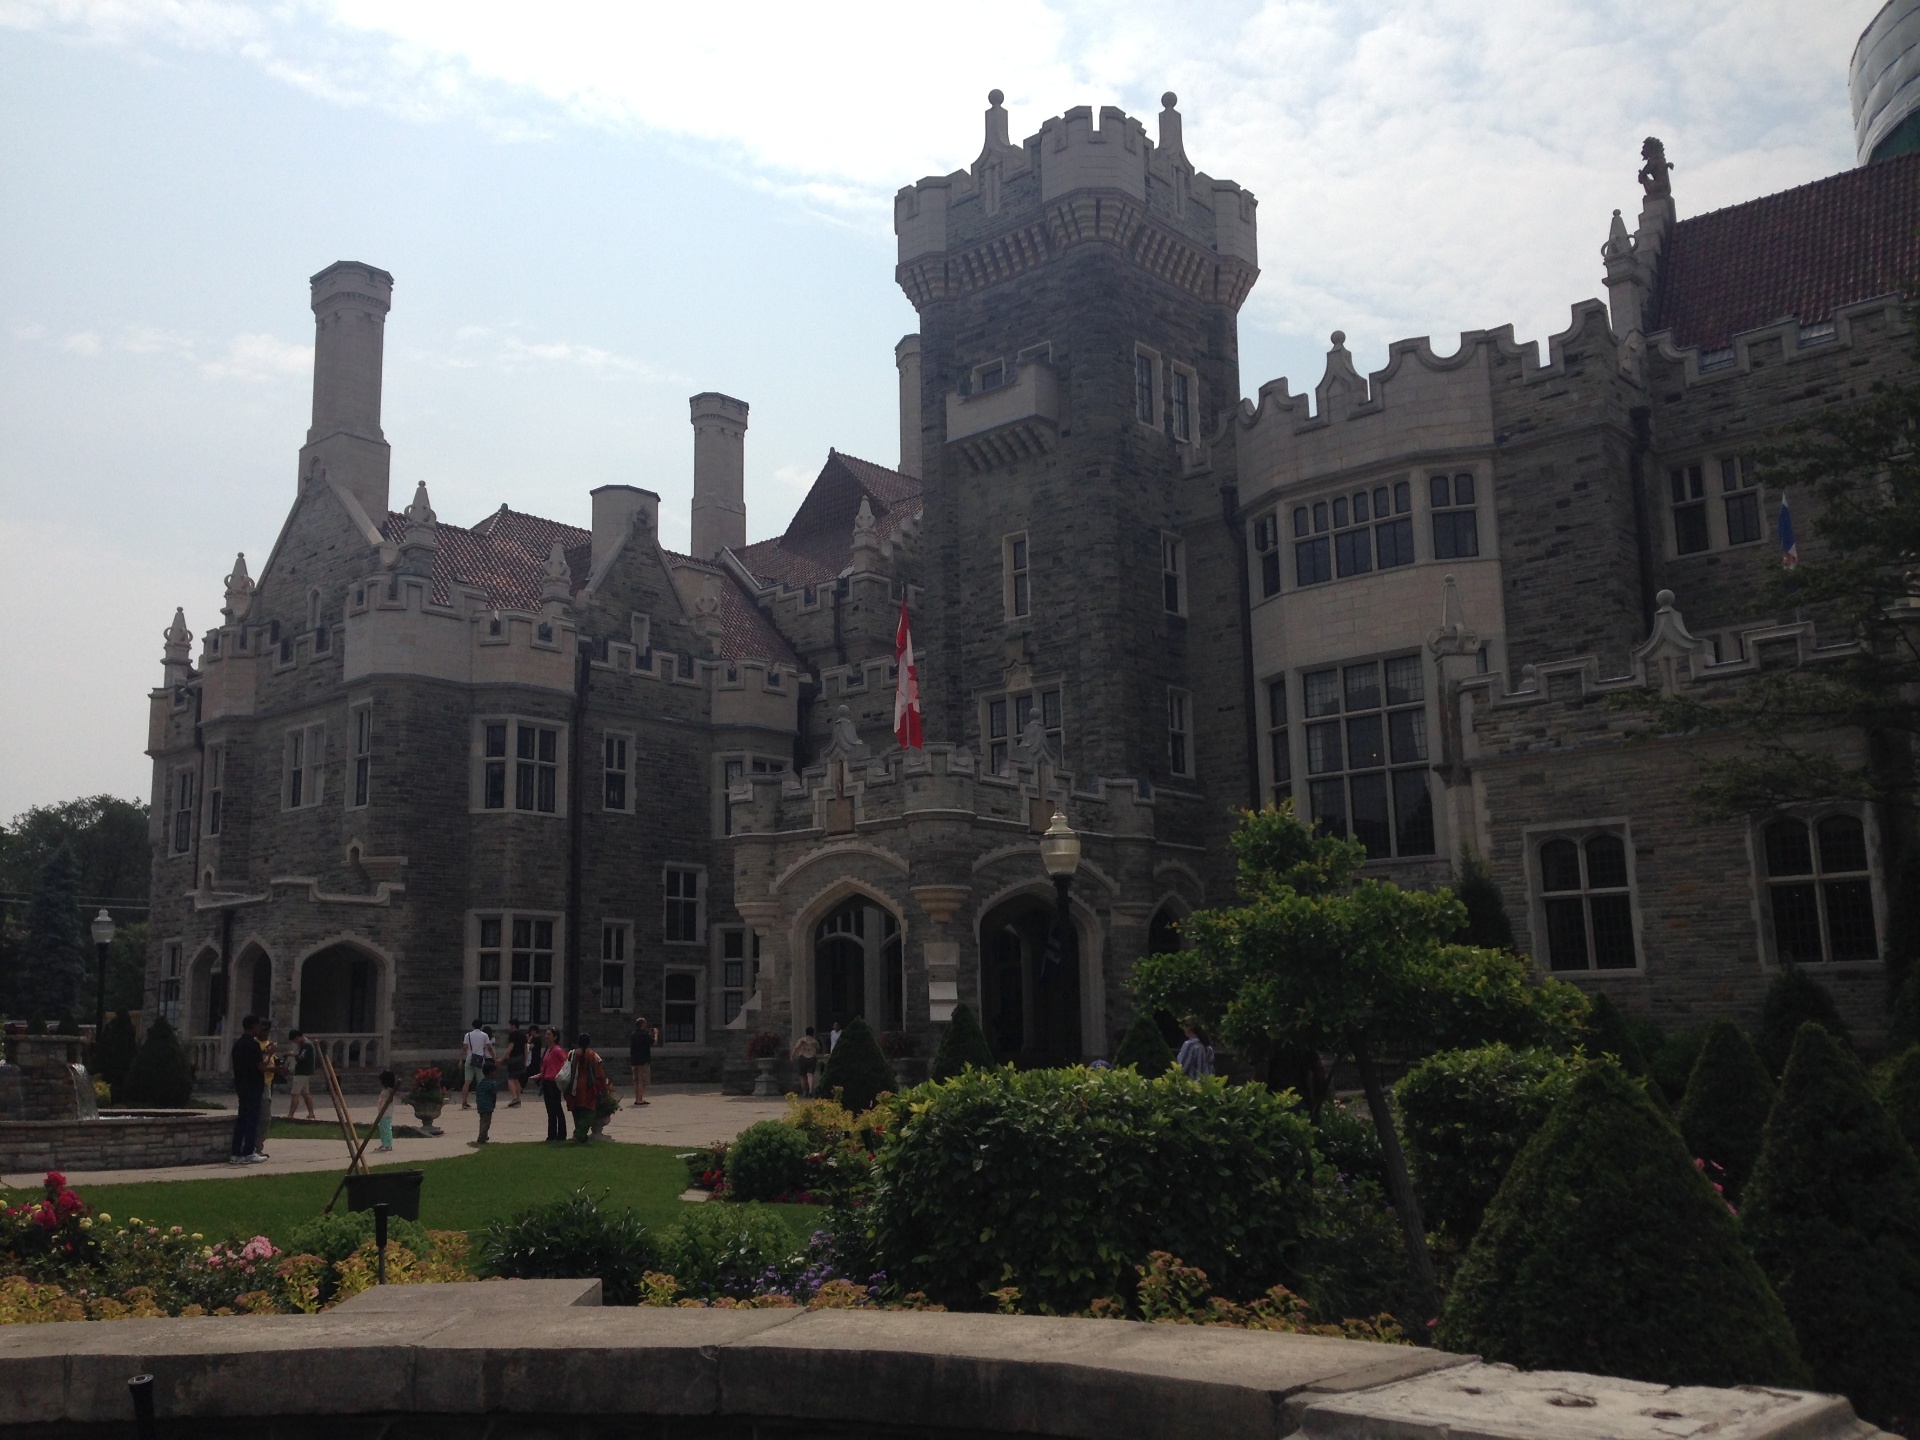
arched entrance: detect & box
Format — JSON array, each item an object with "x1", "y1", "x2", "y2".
[
  {"x1": 298, "y1": 942, "x2": 385, "y2": 1067},
  {"x1": 1149, "y1": 901, "x2": 1186, "y2": 955},
  {"x1": 978, "y1": 893, "x2": 1081, "y2": 1065},
  {"x1": 235, "y1": 944, "x2": 273, "y2": 1027},
  {"x1": 811, "y1": 897, "x2": 903, "y2": 1034}
]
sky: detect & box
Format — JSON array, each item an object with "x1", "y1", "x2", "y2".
[{"x1": 0, "y1": 0, "x2": 1884, "y2": 822}]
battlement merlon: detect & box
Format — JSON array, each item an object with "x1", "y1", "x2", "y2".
[{"x1": 893, "y1": 92, "x2": 1257, "y2": 278}]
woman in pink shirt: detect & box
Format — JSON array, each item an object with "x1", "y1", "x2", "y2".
[{"x1": 538, "y1": 1026, "x2": 568, "y2": 1143}]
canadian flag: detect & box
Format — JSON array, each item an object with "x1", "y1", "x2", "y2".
[{"x1": 894, "y1": 599, "x2": 923, "y2": 750}]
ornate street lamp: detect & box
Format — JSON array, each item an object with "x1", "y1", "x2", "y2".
[
  {"x1": 90, "y1": 908, "x2": 116, "y2": 1034},
  {"x1": 1037, "y1": 811, "x2": 1081, "y2": 987}
]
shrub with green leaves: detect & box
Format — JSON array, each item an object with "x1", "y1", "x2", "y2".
[
  {"x1": 1677, "y1": 1020, "x2": 1774, "y2": 1203},
  {"x1": 1111, "y1": 1012, "x2": 1175, "y2": 1073},
  {"x1": 1884, "y1": 965, "x2": 1919, "y2": 1056},
  {"x1": 928, "y1": 1002, "x2": 996, "y2": 1081},
  {"x1": 1451, "y1": 848, "x2": 1516, "y2": 952},
  {"x1": 1396, "y1": 1044, "x2": 1578, "y2": 1244},
  {"x1": 1584, "y1": 993, "x2": 1648, "y2": 1076},
  {"x1": 1742, "y1": 1023, "x2": 1920, "y2": 1430},
  {"x1": 1757, "y1": 963, "x2": 1851, "y2": 1077},
  {"x1": 658, "y1": 1202, "x2": 800, "y2": 1299},
  {"x1": 819, "y1": 1015, "x2": 895, "y2": 1112},
  {"x1": 867, "y1": 1064, "x2": 1318, "y2": 1314},
  {"x1": 1296, "y1": 1168, "x2": 1408, "y2": 1322},
  {"x1": 1878, "y1": 1044, "x2": 1920, "y2": 1156},
  {"x1": 1646, "y1": 1025, "x2": 1706, "y2": 1107},
  {"x1": 118, "y1": 1016, "x2": 195, "y2": 1107},
  {"x1": 91, "y1": 1010, "x2": 139, "y2": 1098},
  {"x1": 726, "y1": 1119, "x2": 810, "y2": 1201},
  {"x1": 287, "y1": 1209, "x2": 436, "y2": 1266},
  {"x1": 473, "y1": 1188, "x2": 656, "y2": 1306},
  {"x1": 1436, "y1": 1062, "x2": 1808, "y2": 1388},
  {"x1": 1309, "y1": 1095, "x2": 1382, "y2": 1189}
]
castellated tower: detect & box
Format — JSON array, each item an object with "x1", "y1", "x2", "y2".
[
  {"x1": 689, "y1": 391, "x2": 749, "y2": 558},
  {"x1": 895, "y1": 91, "x2": 1259, "y2": 853},
  {"x1": 298, "y1": 261, "x2": 393, "y2": 523}
]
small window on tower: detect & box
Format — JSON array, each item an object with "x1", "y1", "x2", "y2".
[
  {"x1": 1668, "y1": 465, "x2": 1708, "y2": 556},
  {"x1": 1170, "y1": 367, "x2": 1193, "y2": 443},
  {"x1": 1161, "y1": 533, "x2": 1185, "y2": 615},
  {"x1": 1135, "y1": 350, "x2": 1159, "y2": 427},
  {"x1": 1004, "y1": 533, "x2": 1030, "y2": 619},
  {"x1": 1252, "y1": 513, "x2": 1281, "y2": 598}
]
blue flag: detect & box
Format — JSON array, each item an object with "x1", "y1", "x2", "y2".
[{"x1": 1778, "y1": 491, "x2": 1798, "y2": 568}]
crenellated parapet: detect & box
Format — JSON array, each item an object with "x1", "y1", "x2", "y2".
[
  {"x1": 895, "y1": 92, "x2": 1257, "y2": 312},
  {"x1": 1646, "y1": 295, "x2": 1911, "y2": 387}
]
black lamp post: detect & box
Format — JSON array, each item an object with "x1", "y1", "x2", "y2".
[
  {"x1": 1037, "y1": 811, "x2": 1082, "y2": 987},
  {"x1": 90, "y1": 908, "x2": 116, "y2": 1034}
]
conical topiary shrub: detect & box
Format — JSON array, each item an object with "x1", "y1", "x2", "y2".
[
  {"x1": 1111, "y1": 1012, "x2": 1176, "y2": 1073},
  {"x1": 1452, "y1": 848, "x2": 1516, "y2": 951},
  {"x1": 1677, "y1": 1020, "x2": 1775, "y2": 1203},
  {"x1": 1756, "y1": 963, "x2": 1851, "y2": 1077},
  {"x1": 1436, "y1": 1062, "x2": 1808, "y2": 1388},
  {"x1": 1887, "y1": 965, "x2": 1920, "y2": 1056},
  {"x1": 820, "y1": 1015, "x2": 896, "y2": 1112},
  {"x1": 1879, "y1": 1045, "x2": 1920, "y2": 1156},
  {"x1": 118, "y1": 1015, "x2": 196, "y2": 1107},
  {"x1": 1585, "y1": 992, "x2": 1648, "y2": 1077},
  {"x1": 91, "y1": 1010, "x2": 140, "y2": 1098},
  {"x1": 928, "y1": 1002, "x2": 996, "y2": 1081},
  {"x1": 1741, "y1": 1023, "x2": 1920, "y2": 1430}
]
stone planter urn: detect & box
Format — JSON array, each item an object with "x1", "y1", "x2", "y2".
[
  {"x1": 752, "y1": 1057, "x2": 779, "y2": 1097},
  {"x1": 409, "y1": 1099, "x2": 444, "y2": 1135}
]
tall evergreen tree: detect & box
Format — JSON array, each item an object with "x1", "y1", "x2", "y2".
[
  {"x1": 1677, "y1": 1020, "x2": 1775, "y2": 1202},
  {"x1": 19, "y1": 842, "x2": 86, "y2": 1023},
  {"x1": 1452, "y1": 847, "x2": 1517, "y2": 951},
  {"x1": 1742, "y1": 1023, "x2": 1920, "y2": 1430},
  {"x1": 1111, "y1": 1012, "x2": 1176, "y2": 1073},
  {"x1": 91, "y1": 1010, "x2": 140, "y2": 1098},
  {"x1": 928, "y1": 1002, "x2": 996, "y2": 1081},
  {"x1": 1888, "y1": 964, "x2": 1920, "y2": 1056},
  {"x1": 1586, "y1": 992, "x2": 1648, "y2": 1077},
  {"x1": 1878, "y1": 1045, "x2": 1920, "y2": 1157},
  {"x1": 1437, "y1": 1062, "x2": 1807, "y2": 1388},
  {"x1": 819, "y1": 1015, "x2": 896, "y2": 1112},
  {"x1": 1757, "y1": 963, "x2": 1852, "y2": 1077},
  {"x1": 119, "y1": 1016, "x2": 196, "y2": 1107}
]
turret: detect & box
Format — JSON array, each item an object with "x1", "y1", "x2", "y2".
[
  {"x1": 689, "y1": 392, "x2": 749, "y2": 559},
  {"x1": 299, "y1": 261, "x2": 394, "y2": 522},
  {"x1": 895, "y1": 335, "x2": 922, "y2": 479}
]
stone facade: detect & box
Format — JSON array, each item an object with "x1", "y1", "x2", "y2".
[{"x1": 147, "y1": 96, "x2": 1915, "y2": 1079}]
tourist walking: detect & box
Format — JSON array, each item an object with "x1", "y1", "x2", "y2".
[
  {"x1": 1177, "y1": 1019, "x2": 1215, "y2": 1080},
  {"x1": 374, "y1": 1069, "x2": 397, "y2": 1151},
  {"x1": 460, "y1": 1019, "x2": 494, "y2": 1108},
  {"x1": 473, "y1": 1060, "x2": 499, "y2": 1144},
  {"x1": 790, "y1": 1026, "x2": 820, "y2": 1097},
  {"x1": 504, "y1": 1022, "x2": 527, "y2": 1106},
  {"x1": 566, "y1": 1032, "x2": 610, "y2": 1143},
  {"x1": 285, "y1": 1029, "x2": 318, "y2": 1120},
  {"x1": 228, "y1": 1015, "x2": 270, "y2": 1165},
  {"x1": 629, "y1": 1014, "x2": 654, "y2": 1105},
  {"x1": 828, "y1": 1019, "x2": 843, "y2": 1053},
  {"x1": 537, "y1": 1025, "x2": 568, "y2": 1142}
]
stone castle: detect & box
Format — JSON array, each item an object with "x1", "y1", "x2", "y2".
[{"x1": 145, "y1": 87, "x2": 1918, "y2": 1080}]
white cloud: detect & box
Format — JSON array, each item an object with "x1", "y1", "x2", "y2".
[
  {"x1": 428, "y1": 326, "x2": 687, "y2": 382},
  {"x1": 771, "y1": 462, "x2": 819, "y2": 492},
  {"x1": 117, "y1": 325, "x2": 195, "y2": 358},
  {"x1": 61, "y1": 330, "x2": 101, "y2": 355},
  {"x1": 200, "y1": 331, "x2": 312, "y2": 382},
  {"x1": 12, "y1": 321, "x2": 46, "y2": 341}
]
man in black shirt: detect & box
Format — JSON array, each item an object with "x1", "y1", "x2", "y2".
[{"x1": 229, "y1": 1015, "x2": 270, "y2": 1165}]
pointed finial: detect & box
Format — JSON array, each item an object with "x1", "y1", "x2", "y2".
[
  {"x1": 545, "y1": 540, "x2": 569, "y2": 581},
  {"x1": 1161, "y1": 91, "x2": 1177, "y2": 109},
  {"x1": 405, "y1": 480, "x2": 436, "y2": 526},
  {"x1": 984, "y1": 89, "x2": 1010, "y2": 150},
  {"x1": 988, "y1": 88, "x2": 1004, "y2": 107},
  {"x1": 163, "y1": 607, "x2": 193, "y2": 665},
  {"x1": 222, "y1": 553, "x2": 255, "y2": 621},
  {"x1": 1330, "y1": 330, "x2": 1347, "y2": 349}
]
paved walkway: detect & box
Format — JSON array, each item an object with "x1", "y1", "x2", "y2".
[{"x1": 5, "y1": 1086, "x2": 789, "y2": 1189}]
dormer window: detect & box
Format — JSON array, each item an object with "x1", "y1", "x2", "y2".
[
  {"x1": 976, "y1": 360, "x2": 1006, "y2": 392},
  {"x1": 767, "y1": 670, "x2": 782, "y2": 689}
]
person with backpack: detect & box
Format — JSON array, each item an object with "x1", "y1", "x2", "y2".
[
  {"x1": 284, "y1": 1029, "x2": 319, "y2": 1121},
  {"x1": 1177, "y1": 1018, "x2": 1215, "y2": 1080}
]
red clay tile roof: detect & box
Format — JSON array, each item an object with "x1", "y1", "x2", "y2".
[
  {"x1": 384, "y1": 504, "x2": 793, "y2": 666},
  {"x1": 733, "y1": 450, "x2": 922, "y2": 590},
  {"x1": 1651, "y1": 150, "x2": 1920, "y2": 351}
]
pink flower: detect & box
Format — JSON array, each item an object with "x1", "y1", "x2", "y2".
[{"x1": 43, "y1": 1171, "x2": 66, "y2": 1190}]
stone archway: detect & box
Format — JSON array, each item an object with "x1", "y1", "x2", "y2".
[
  {"x1": 978, "y1": 892, "x2": 1082, "y2": 1066},
  {"x1": 1149, "y1": 899, "x2": 1187, "y2": 954},
  {"x1": 810, "y1": 895, "x2": 904, "y2": 1035},
  {"x1": 297, "y1": 940, "x2": 387, "y2": 1068}
]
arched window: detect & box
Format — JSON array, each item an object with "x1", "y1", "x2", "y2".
[
  {"x1": 1762, "y1": 813, "x2": 1877, "y2": 963},
  {"x1": 1536, "y1": 832, "x2": 1635, "y2": 970}
]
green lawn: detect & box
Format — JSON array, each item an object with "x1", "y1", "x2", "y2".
[{"x1": 74, "y1": 1144, "x2": 819, "y2": 1250}]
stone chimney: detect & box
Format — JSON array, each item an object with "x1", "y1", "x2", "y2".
[
  {"x1": 689, "y1": 392, "x2": 749, "y2": 559},
  {"x1": 895, "y1": 335, "x2": 922, "y2": 479},
  {"x1": 591, "y1": 484, "x2": 660, "y2": 580},
  {"x1": 299, "y1": 261, "x2": 394, "y2": 523}
]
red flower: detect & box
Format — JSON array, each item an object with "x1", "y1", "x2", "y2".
[
  {"x1": 43, "y1": 1171, "x2": 66, "y2": 1190},
  {"x1": 30, "y1": 1205, "x2": 59, "y2": 1231}
]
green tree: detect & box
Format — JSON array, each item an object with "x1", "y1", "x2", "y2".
[
  {"x1": 119, "y1": 1015, "x2": 196, "y2": 1107},
  {"x1": 928, "y1": 1002, "x2": 996, "y2": 1081},
  {"x1": 1110, "y1": 1012, "x2": 1176, "y2": 1073},
  {"x1": 1452, "y1": 847, "x2": 1516, "y2": 951},
  {"x1": 819, "y1": 1015, "x2": 895, "y2": 1112},
  {"x1": 1585, "y1": 992, "x2": 1648, "y2": 1077},
  {"x1": 1437, "y1": 1062, "x2": 1808, "y2": 1388},
  {"x1": 1742, "y1": 1023, "x2": 1920, "y2": 1429},
  {"x1": 1629, "y1": 330, "x2": 1920, "y2": 1003},
  {"x1": 1888, "y1": 963, "x2": 1920, "y2": 1055},
  {"x1": 91, "y1": 1009, "x2": 140, "y2": 1098},
  {"x1": 1131, "y1": 803, "x2": 1474, "y2": 1320},
  {"x1": 0, "y1": 795, "x2": 151, "y2": 903},
  {"x1": 14, "y1": 843, "x2": 86, "y2": 1022},
  {"x1": 1877, "y1": 1045, "x2": 1920, "y2": 1156},
  {"x1": 1757, "y1": 963, "x2": 1852, "y2": 1076},
  {"x1": 1677, "y1": 1020, "x2": 1775, "y2": 1203}
]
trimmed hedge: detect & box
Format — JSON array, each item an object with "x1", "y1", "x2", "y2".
[
  {"x1": 658, "y1": 1202, "x2": 798, "y2": 1300},
  {"x1": 474, "y1": 1188, "x2": 656, "y2": 1306},
  {"x1": 1888, "y1": 965, "x2": 1920, "y2": 1056},
  {"x1": 868, "y1": 1065, "x2": 1319, "y2": 1314},
  {"x1": 1452, "y1": 848, "x2": 1516, "y2": 952},
  {"x1": 1111, "y1": 1012, "x2": 1176, "y2": 1073},
  {"x1": 1677, "y1": 1020, "x2": 1775, "y2": 1202},
  {"x1": 1757, "y1": 963, "x2": 1851, "y2": 1077},
  {"x1": 1742, "y1": 1023, "x2": 1920, "y2": 1429},
  {"x1": 1880, "y1": 1044, "x2": 1920, "y2": 1156},
  {"x1": 118, "y1": 1016, "x2": 195, "y2": 1108},
  {"x1": 91, "y1": 1011, "x2": 139, "y2": 1097},
  {"x1": 1585, "y1": 993, "x2": 1648, "y2": 1076},
  {"x1": 1396, "y1": 1044, "x2": 1578, "y2": 1243},
  {"x1": 1436, "y1": 1062, "x2": 1808, "y2": 1388},
  {"x1": 725, "y1": 1119, "x2": 809, "y2": 1202},
  {"x1": 819, "y1": 1015, "x2": 895, "y2": 1112},
  {"x1": 928, "y1": 1002, "x2": 996, "y2": 1081},
  {"x1": 1646, "y1": 1025, "x2": 1706, "y2": 1107}
]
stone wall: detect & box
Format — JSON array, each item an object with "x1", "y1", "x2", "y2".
[{"x1": 0, "y1": 1111, "x2": 229, "y2": 1173}]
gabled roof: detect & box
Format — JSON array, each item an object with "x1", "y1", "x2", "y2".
[
  {"x1": 383, "y1": 503, "x2": 794, "y2": 667},
  {"x1": 1651, "y1": 150, "x2": 1920, "y2": 351},
  {"x1": 733, "y1": 450, "x2": 922, "y2": 589}
]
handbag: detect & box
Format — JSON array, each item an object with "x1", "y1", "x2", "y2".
[{"x1": 555, "y1": 1051, "x2": 575, "y2": 1090}]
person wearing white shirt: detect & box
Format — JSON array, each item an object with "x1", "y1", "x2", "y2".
[{"x1": 460, "y1": 1019, "x2": 495, "y2": 1109}]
